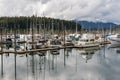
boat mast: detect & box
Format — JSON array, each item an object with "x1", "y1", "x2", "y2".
[
  {"x1": 110, "y1": 24, "x2": 112, "y2": 34},
  {"x1": 76, "y1": 20, "x2": 78, "y2": 34},
  {"x1": 52, "y1": 19, "x2": 54, "y2": 39}
]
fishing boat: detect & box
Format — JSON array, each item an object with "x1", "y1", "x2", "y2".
[
  {"x1": 35, "y1": 39, "x2": 47, "y2": 49},
  {"x1": 61, "y1": 35, "x2": 74, "y2": 46},
  {"x1": 75, "y1": 33, "x2": 100, "y2": 47}
]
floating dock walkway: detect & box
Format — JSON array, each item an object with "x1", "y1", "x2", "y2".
[{"x1": 0, "y1": 44, "x2": 103, "y2": 54}]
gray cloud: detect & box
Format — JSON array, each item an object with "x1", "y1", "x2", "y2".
[
  {"x1": 28, "y1": 0, "x2": 51, "y2": 4},
  {"x1": 0, "y1": 0, "x2": 120, "y2": 24},
  {"x1": 40, "y1": 0, "x2": 51, "y2": 4}
]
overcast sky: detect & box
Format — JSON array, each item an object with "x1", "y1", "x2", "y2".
[{"x1": 0, "y1": 0, "x2": 120, "y2": 24}]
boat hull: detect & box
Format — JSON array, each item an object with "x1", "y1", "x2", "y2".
[
  {"x1": 107, "y1": 34, "x2": 120, "y2": 45},
  {"x1": 108, "y1": 38, "x2": 120, "y2": 45}
]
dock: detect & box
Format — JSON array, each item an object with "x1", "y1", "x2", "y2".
[{"x1": 0, "y1": 42, "x2": 106, "y2": 54}]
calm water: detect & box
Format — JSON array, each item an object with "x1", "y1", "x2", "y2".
[{"x1": 0, "y1": 44, "x2": 120, "y2": 80}]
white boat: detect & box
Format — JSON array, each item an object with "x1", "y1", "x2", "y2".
[
  {"x1": 16, "y1": 34, "x2": 27, "y2": 43},
  {"x1": 107, "y1": 34, "x2": 120, "y2": 44},
  {"x1": 75, "y1": 33, "x2": 100, "y2": 47},
  {"x1": 61, "y1": 35, "x2": 74, "y2": 46},
  {"x1": 47, "y1": 39, "x2": 61, "y2": 47}
]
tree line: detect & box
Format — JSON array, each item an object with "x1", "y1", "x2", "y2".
[{"x1": 0, "y1": 16, "x2": 81, "y2": 34}]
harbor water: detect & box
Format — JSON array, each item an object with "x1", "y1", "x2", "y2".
[{"x1": 0, "y1": 44, "x2": 120, "y2": 80}]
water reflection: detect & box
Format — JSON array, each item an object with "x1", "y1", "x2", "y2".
[
  {"x1": 1, "y1": 54, "x2": 3, "y2": 78},
  {"x1": 108, "y1": 44, "x2": 120, "y2": 54},
  {"x1": 81, "y1": 51, "x2": 94, "y2": 63},
  {"x1": 65, "y1": 48, "x2": 72, "y2": 58},
  {"x1": 1, "y1": 45, "x2": 120, "y2": 80},
  {"x1": 14, "y1": 53, "x2": 17, "y2": 80},
  {"x1": 116, "y1": 48, "x2": 120, "y2": 53},
  {"x1": 77, "y1": 47, "x2": 100, "y2": 63},
  {"x1": 108, "y1": 44, "x2": 120, "y2": 49}
]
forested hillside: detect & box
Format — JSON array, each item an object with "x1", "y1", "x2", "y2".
[{"x1": 0, "y1": 16, "x2": 81, "y2": 33}]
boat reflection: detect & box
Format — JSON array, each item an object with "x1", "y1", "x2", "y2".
[
  {"x1": 108, "y1": 44, "x2": 120, "y2": 54},
  {"x1": 116, "y1": 48, "x2": 120, "y2": 53},
  {"x1": 50, "y1": 49, "x2": 60, "y2": 70},
  {"x1": 37, "y1": 51, "x2": 47, "y2": 56},
  {"x1": 78, "y1": 47, "x2": 100, "y2": 63},
  {"x1": 66, "y1": 48, "x2": 72, "y2": 53},
  {"x1": 50, "y1": 50, "x2": 60, "y2": 55},
  {"x1": 108, "y1": 44, "x2": 120, "y2": 49},
  {"x1": 0, "y1": 54, "x2": 3, "y2": 78}
]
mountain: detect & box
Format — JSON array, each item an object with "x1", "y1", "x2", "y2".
[{"x1": 77, "y1": 21, "x2": 119, "y2": 30}]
